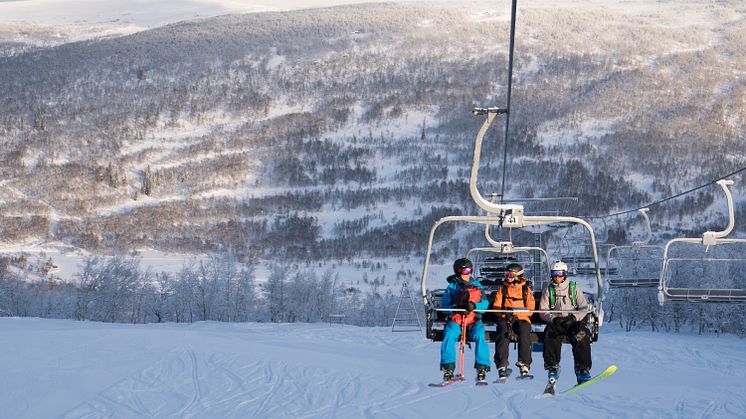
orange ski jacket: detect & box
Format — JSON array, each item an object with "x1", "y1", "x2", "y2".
[{"x1": 491, "y1": 279, "x2": 535, "y2": 323}]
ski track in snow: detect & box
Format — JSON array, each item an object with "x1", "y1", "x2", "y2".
[{"x1": 2, "y1": 319, "x2": 746, "y2": 418}]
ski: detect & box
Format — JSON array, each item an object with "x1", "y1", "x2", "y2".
[
  {"x1": 560, "y1": 365, "x2": 617, "y2": 395},
  {"x1": 428, "y1": 380, "x2": 457, "y2": 388},
  {"x1": 429, "y1": 375, "x2": 465, "y2": 388},
  {"x1": 427, "y1": 380, "x2": 456, "y2": 387},
  {"x1": 542, "y1": 378, "x2": 557, "y2": 396},
  {"x1": 476, "y1": 378, "x2": 489, "y2": 386},
  {"x1": 516, "y1": 373, "x2": 534, "y2": 381},
  {"x1": 493, "y1": 368, "x2": 513, "y2": 383}
]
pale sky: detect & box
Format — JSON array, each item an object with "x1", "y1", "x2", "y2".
[{"x1": 0, "y1": 0, "x2": 427, "y2": 27}]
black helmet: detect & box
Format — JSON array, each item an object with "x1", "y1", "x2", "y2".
[
  {"x1": 453, "y1": 258, "x2": 473, "y2": 274},
  {"x1": 505, "y1": 263, "x2": 524, "y2": 278}
]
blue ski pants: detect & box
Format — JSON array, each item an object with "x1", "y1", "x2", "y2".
[{"x1": 440, "y1": 320, "x2": 491, "y2": 370}]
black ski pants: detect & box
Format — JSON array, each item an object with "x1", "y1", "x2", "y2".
[
  {"x1": 494, "y1": 317, "x2": 532, "y2": 369},
  {"x1": 543, "y1": 319, "x2": 592, "y2": 374}
]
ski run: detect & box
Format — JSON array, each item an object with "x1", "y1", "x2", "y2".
[{"x1": 1, "y1": 317, "x2": 745, "y2": 418}]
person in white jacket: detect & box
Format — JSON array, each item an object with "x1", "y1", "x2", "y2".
[{"x1": 539, "y1": 261, "x2": 592, "y2": 384}]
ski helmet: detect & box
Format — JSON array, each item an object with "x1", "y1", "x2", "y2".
[
  {"x1": 505, "y1": 263, "x2": 524, "y2": 279},
  {"x1": 551, "y1": 261, "x2": 568, "y2": 279},
  {"x1": 453, "y1": 258, "x2": 473, "y2": 275}
]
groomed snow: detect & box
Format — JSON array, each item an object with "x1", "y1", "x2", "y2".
[{"x1": 1, "y1": 317, "x2": 744, "y2": 418}]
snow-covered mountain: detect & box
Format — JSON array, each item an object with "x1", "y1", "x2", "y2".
[
  {"x1": 1, "y1": 0, "x2": 743, "y2": 263},
  {"x1": 0, "y1": 1, "x2": 744, "y2": 331},
  {"x1": 1, "y1": 317, "x2": 744, "y2": 418}
]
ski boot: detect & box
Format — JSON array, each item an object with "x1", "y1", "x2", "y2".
[
  {"x1": 476, "y1": 367, "x2": 488, "y2": 382},
  {"x1": 547, "y1": 366, "x2": 559, "y2": 383},
  {"x1": 443, "y1": 369, "x2": 454, "y2": 382},
  {"x1": 517, "y1": 362, "x2": 530, "y2": 377},
  {"x1": 576, "y1": 369, "x2": 591, "y2": 384},
  {"x1": 498, "y1": 367, "x2": 510, "y2": 379}
]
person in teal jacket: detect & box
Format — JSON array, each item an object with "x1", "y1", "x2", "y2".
[{"x1": 439, "y1": 258, "x2": 491, "y2": 382}]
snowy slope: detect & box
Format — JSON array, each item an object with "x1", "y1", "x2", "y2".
[
  {"x1": 0, "y1": 0, "x2": 430, "y2": 48},
  {"x1": 1, "y1": 317, "x2": 744, "y2": 418}
]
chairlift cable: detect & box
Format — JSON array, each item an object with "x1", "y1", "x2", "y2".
[{"x1": 587, "y1": 165, "x2": 746, "y2": 219}]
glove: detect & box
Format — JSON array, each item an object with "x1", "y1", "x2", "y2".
[
  {"x1": 464, "y1": 301, "x2": 476, "y2": 313},
  {"x1": 551, "y1": 316, "x2": 566, "y2": 331},
  {"x1": 504, "y1": 317, "x2": 518, "y2": 341},
  {"x1": 560, "y1": 315, "x2": 576, "y2": 329},
  {"x1": 552, "y1": 316, "x2": 574, "y2": 333}
]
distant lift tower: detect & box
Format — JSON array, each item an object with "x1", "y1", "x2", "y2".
[{"x1": 392, "y1": 282, "x2": 423, "y2": 332}]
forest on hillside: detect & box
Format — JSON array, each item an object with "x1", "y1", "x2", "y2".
[
  {"x1": 0, "y1": 3, "x2": 744, "y2": 260},
  {"x1": 0, "y1": 2, "x2": 745, "y2": 332}
]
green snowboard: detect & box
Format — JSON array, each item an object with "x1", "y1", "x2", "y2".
[{"x1": 560, "y1": 365, "x2": 617, "y2": 395}]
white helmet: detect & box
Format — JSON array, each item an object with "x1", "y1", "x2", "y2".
[{"x1": 551, "y1": 261, "x2": 568, "y2": 278}]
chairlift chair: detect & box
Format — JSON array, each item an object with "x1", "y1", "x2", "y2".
[
  {"x1": 558, "y1": 236, "x2": 597, "y2": 279},
  {"x1": 422, "y1": 110, "x2": 605, "y2": 345},
  {"x1": 468, "y1": 244, "x2": 548, "y2": 289},
  {"x1": 606, "y1": 208, "x2": 664, "y2": 288},
  {"x1": 474, "y1": 221, "x2": 551, "y2": 289},
  {"x1": 657, "y1": 180, "x2": 746, "y2": 304}
]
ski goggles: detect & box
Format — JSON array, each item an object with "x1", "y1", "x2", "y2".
[
  {"x1": 457, "y1": 266, "x2": 473, "y2": 275},
  {"x1": 504, "y1": 271, "x2": 521, "y2": 279},
  {"x1": 550, "y1": 269, "x2": 567, "y2": 277}
]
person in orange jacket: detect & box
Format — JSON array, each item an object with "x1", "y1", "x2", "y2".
[{"x1": 491, "y1": 263, "x2": 535, "y2": 379}]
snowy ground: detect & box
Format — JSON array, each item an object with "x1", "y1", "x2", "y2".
[{"x1": 1, "y1": 317, "x2": 744, "y2": 418}]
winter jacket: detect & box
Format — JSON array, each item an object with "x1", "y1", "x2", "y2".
[
  {"x1": 440, "y1": 277, "x2": 489, "y2": 326},
  {"x1": 538, "y1": 279, "x2": 590, "y2": 323},
  {"x1": 491, "y1": 278, "x2": 535, "y2": 323},
  {"x1": 445, "y1": 273, "x2": 460, "y2": 284}
]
